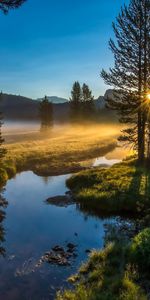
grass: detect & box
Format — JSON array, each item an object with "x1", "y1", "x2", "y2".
[
  {"x1": 67, "y1": 158, "x2": 150, "y2": 214},
  {"x1": 56, "y1": 240, "x2": 147, "y2": 300},
  {"x1": 56, "y1": 159, "x2": 150, "y2": 299},
  {"x1": 0, "y1": 123, "x2": 122, "y2": 186},
  {"x1": 57, "y1": 227, "x2": 150, "y2": 300}
]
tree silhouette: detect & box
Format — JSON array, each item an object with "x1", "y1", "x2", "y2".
[
  {"x1": 101, "y1": 0, "x2": 150, "y2": 163},
  {"x1": 0, "y1": 0, "x2": 26, "y2": 13},
  {"x1": 70, "y1": 81, "x2": 82, "y2": 120},
  {"x1": 82, "y1": 83, "x2": 95, "y2": 118},
  {"x1": 39, "y1": 96, "x2": 53, "y2": 130}
]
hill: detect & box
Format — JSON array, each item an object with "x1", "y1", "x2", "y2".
[
  {"x1": 37, "y1": 96, "x2": 68, "y2": 104},
  {"x1": 0, "y1": 91, "x2": 115, "y2": 121}
]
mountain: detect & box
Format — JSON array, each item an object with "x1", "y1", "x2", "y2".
[
  {"x1": 37, "y1": 96, "x2": 68, "y2": 104},
  {"x1": 0, "y1": 93, "x2": 70, "y2": 120},
  {"x1": 0, "y1": 93, "x2": 38, "y2": 120},
  {"x1": 0, "y1": 91, "x2": 115, "y2": 121},
  {"x1": 104, "y1": 89, "x2": 115, "y2": 100},
  {"x1": 95, "y1": 96, "x2": 105, "y2": 109}
]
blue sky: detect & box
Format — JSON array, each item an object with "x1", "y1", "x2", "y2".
[{"x1": 0, "y1": 0, "x2": 129, "y2": 99}]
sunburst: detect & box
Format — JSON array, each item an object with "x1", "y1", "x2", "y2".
[{"x1": 146, "y1": 93, "x2": 150, "y2": 101}]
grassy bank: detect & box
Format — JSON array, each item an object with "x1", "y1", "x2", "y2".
[
  {"x1": 56, "y1": 159, "x2": 150, "y2": 299},
  {"x1": 0, "y1": 124, "x2": 122, "y2": 186},
  {"x1": 57, "y1": 228, "x2": 150, "y2": 300},
  {"x1": 67, "y1": 159, "x2": 150, "y2": 214}
]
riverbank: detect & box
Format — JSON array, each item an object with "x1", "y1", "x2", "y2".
[
  {"x1": 66, "y1": 158, "x2": 150, "y2": 215},
  {"x1": 57, "y1": 229, "x2": 149, "y2": 300},
  {"x1": 0, "y1": 141, "x2": 117, "y2": 187},
  {"x1": 57, "y1": 159, "x2": 150, "y2": 300}
]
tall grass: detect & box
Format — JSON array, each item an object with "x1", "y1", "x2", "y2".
[{"x1": 67, "y1": 159, "x2": 150, "y2": 214}]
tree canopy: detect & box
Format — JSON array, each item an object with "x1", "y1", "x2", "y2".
[
  {"x1": 0, "y1": 0, "x2": 26, "y2": 13},
  {"x1": 101, "y1": 0, "x2": 150, "y2": 163}
]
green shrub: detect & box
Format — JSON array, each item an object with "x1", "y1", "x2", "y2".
[
  {"x1": 0, "y1": 168, "x2": 8, "y2": 186},
  {"x1": 4, "y1": 164, "x2": 16, "y2": 178},
  {"x1": 120, "y1": 274, "x2": 147, "y2": 300},
  {"x1": 129, "y1": 228, "x2": 150, "y2": 274}
]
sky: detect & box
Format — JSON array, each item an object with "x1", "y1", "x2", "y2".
[{"x1": 0, "y1": 0, "x2": 129, "y2": 99}]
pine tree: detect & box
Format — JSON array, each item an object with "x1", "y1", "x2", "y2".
[
  {"x1": 0, "y1": 0, "x2": 26, "y2": 13},
  {"x1": 82, "y1": 83, "x2": 95, "y2": 118},
  {"x1": 101, "y1": 0, "x2": 150, "y2": 163},
  {"x1": 39, "y1": 96, "x2": 53, "y2": 130},
  {"x1": 70, "y1": 81, "x2": 82, "y2": 120}
]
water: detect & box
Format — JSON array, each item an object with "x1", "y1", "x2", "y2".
[
  {"x1": 93, "y1": 156, "x2": 121, "y2": 167},
  {"x1": 0, "y1": 171, "x2": 114, "y2": 300}
]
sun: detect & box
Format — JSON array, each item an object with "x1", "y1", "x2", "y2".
[{"x1": 146, "y1": 93, "x2": 150, "y2": 101}]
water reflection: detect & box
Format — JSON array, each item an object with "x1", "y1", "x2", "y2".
[
  {"x1": 0, "y1": 189, "x2": 7, "y2": 256},
  {"x1": 93, "y1": 156, "x2": 121, "y2": 167},
  {"x1": 1, "y1": 171, "x2": 114, "y2": 299},
  {"x1": 76, "y1": 201, "x2": 137, "y2": 220}
]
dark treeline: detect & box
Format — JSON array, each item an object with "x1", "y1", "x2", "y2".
[
  {"x1": 70, "y1": 81, "x2": 96, "y2": 121},
  {"x1": 101, "y1": 0, "x2": 150, "y2": 164}
]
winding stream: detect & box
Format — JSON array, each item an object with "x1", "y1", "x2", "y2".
[{"x1": 0, "y1": 154, "x2": 123, "y2": 300}]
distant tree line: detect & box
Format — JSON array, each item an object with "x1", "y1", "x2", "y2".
[
  {"x1": 101, "y1": 0, "x2": 150, "y2": 164},
  {"x1": 70, "y1": 82, "x2": 95, "y2": 121}
]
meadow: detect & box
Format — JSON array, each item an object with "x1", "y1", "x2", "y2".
[
  {"x1": 0, "y1": 123, "x2": 125, "y2": 186},
  {"x1": 67, "y1": 158, "x2": 150, "y2": 214}
]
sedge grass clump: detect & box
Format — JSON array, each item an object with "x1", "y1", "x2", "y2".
[
  {"x1": 129, "y1": 228, "x2": 150, "y2": 275},
  {"x1": 56, "y1": 241, "x2": 147, "y2": 300},
  {"x1": 67, "y1": 161, "x2": 149, "y2": 214}
]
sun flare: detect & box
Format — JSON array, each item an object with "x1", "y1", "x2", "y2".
[{"x1": 146, "y1": 93, "x2": 150, "y2": 101}]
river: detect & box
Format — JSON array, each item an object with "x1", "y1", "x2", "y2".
[{"x1": 0, "y1": 156, "x2": 121, "y2": 300}]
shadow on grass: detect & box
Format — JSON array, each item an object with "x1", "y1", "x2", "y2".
[{"x1": 67, "y1": 160, "x2": 150, "y2": 220}]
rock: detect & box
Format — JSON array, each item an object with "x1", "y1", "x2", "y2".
[
  {"x1": 52, "y1": 246, "x2": 65, "y2": 252},
  {"x1": 85, "y1": 249, "x2": 91, "y2": 254},
  {"x1": 67, "y1": 243, "x2": 76, "y2": 249},
  {"x1": 67, "y1": 248, "x2": 74, "y2": 253},
  {"x1": 46, "y1": 195, "x2": 74, "y2": 207},
  {"x1": 8, "y1": 255, "x2": 15, "y2": 261},
  {"x1": 41, "y1": 242, "x2": 78, "y2": 268},
  {"x1": 45, "y1": 251, "x2": 51, "y2": 256},
  {"x1": 73, "y1": 253, "x2": 78, "y2": 258}
]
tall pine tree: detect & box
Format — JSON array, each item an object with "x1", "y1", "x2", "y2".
[
  {"x1": 70, "y1": 81, "x2": 82, "y2": 120},
  {"x1": 82, "y1": 83, "x2": 95, "y2": 118},
  {"x1": 39, "y1": 96, "x2": 53, "y2": 130},
  {"x1": 101, "y1": 0, "x2": 150, "y2": 163},
  {"x1": 0, "y1": 0, "x2": 26, "y2": 13}
]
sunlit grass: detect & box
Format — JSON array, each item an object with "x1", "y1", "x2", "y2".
[
  {"x1": 67, "y1": 159, "x2": 150, "y2": 214},
  {"x1": 0, "y1": 124, "x2": 123, "y2": 184},
  {"x1": 57, "y1": 240, "x2": 147, "y2": 300}
]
